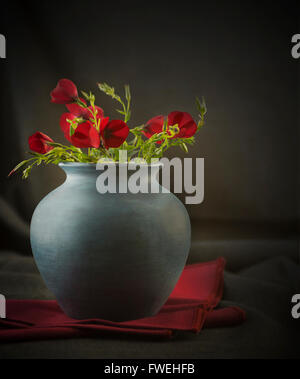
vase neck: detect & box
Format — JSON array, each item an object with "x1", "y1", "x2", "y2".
[{"x1": 59, "y1": 163, "x2": 162, "y2": 193}]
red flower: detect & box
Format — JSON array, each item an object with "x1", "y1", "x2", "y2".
[
  {"x1": 142, "y1": 115, "x2": 165, "y2": 140},
  {"x1": 60, "y1": 113, "x2": 103, "y2": 148},
  {"x1": 60, "y1": 113, "x2": 76, "y2": 142},
  {"x1": 168, "y1": 111, "x2": 197, "y2": 138},
  {"x1": 60, "y1": 96, "x2": 105, "y2": 144},
  {"x1": 143, "y1": 111, "x2": 197, "y2": 141},
  {"x1": 28, "y1": 132, "x2": 54, "y2": 154},
  {"x1": 50, "y1": 79, "x2": 78, "y2": 104},
  {"x1": 100, "y1": 120, "x2": 129, "y2": 149},
  {"x1": 66, "y1": 99, "x2": 104, "y2": 121},
  {"x1": 69, "y1": 121, "x2": 101, "y2": 148}
]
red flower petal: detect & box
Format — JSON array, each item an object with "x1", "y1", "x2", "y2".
[
  {"x1": 101, "y1": 120, "x2": 129, "y2": 149},
  {"x1": 66, "y1": 100, "x2": 104, "y2": 123},
  {"x1": 167, "y1": 111, "x2": 197, "y2": 138},
  {"x1": 66, "y1": 98, "x2": 88, "y2": 117},
  {"x1": 142, "y1": 115, "x2": 164, "y2": 139},
  {"x1": 70, "y1": 121, "x2": 100, "y2": 148},
  {"x1": 50, "y1": 79, "x2": 78, "y2": 104},
  {"x1": 28, "y1": 132, "x2": 54, "y2": 154},
  {"x1": 60, "y1": 113, "x2": 76, "y2": 143},
  {"x1": 99, "y1": 116, "x2": 109, "y2": 131}
]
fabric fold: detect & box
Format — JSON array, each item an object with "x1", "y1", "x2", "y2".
[{"x1": 0, "y1": 258, "x2": 245, "y2": 342}]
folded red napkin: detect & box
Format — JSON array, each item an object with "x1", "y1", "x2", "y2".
[{"x1": 0, "y1": 258, "x2": 245, "y2": 342}]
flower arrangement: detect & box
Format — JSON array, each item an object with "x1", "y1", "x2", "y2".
[{"x1": 9, "y1": 79, "x2": 207, "y2": 178}]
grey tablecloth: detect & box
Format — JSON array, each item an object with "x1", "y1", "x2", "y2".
[{"x1": 0, "y1": 242, "x2": 299, "y2": 359}]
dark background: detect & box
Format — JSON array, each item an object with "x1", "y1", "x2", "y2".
[{"x1": 0, "y1": 1, "x2": 298, "y2": 251}]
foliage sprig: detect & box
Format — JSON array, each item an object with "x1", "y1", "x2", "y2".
[{"x1": 9, "y1": 79, "x2": 207, "y2": 178}]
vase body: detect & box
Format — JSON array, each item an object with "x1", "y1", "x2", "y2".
[{"x1": 30, "y1": 163, "x2": 191, "y2": 321}]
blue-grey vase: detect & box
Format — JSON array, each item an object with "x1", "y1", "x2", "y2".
[{"x1": 30, "y1": 163, "x2": 191, "y2": 321}]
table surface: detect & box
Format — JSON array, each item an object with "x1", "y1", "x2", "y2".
[{"x1": 0, "y1": 242, "x2": 299, "y2": 359}]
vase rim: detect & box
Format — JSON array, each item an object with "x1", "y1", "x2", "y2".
[{"x1": 58, "y1": 161, "x2": 163, "y2": 168}]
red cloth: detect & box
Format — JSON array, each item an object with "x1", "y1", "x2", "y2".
[{"x1": 0, "y1": 258, "x2": 245, "y2": 342}]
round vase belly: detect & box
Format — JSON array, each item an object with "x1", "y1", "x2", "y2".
[{"x1": 30, "y1": 163, "x2": 191, "y2": 321}]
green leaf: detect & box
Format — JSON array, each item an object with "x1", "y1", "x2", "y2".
[
  {"x1": 125, "y1": 85, "x2": 131, "y2": 102},
  {"x1": 98, "y1": 83, "x2": 122, "y2": 103},
  {"x1": 8, "y1": 160, "x2": 30, "y2": 177},
  {"x1": 98, "y1": 82, "x2": 132, "y2": 124},
  {"x1": 126, "y1": 109, "x2": 131, "y2": 122},
  {"x1": 81, "y1": 91, "x2": 90, "y2": 101},
  {"x1": 180, "y1": 143, "x2": 189, "y2": 153},
  {"x1": 196, "y1": 96, "x2": 207, "y2": 120}
]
